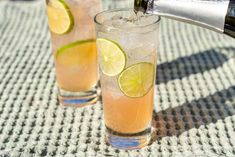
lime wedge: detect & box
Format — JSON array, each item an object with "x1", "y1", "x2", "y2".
[
  {"x1": 96, "y1": 38, "x2": 126, "y2": 76},
  {"x1": 56, "y1": 39, "x2": 96, "y2": 66},
  {"x1": 118, "y1": 62, "x2": 155, "y2": 98},
  {"x1": 47, "y1": 0, "x2": 74, "y2": 35}
]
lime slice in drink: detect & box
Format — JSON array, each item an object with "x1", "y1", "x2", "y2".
[
  {"x1": 47, "y1": 0, "x2": 74, "y2": 35},
  {"x1": 118, "y1": 62, "x2": 155, "y2": 98},
  {"x1": 96, "y1": 38, "x2": 126, "y2": 76},
  {"x1": 56, "y1": 39, "x2": 96, "y2": 66}
]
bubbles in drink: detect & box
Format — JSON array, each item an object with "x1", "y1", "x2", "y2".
[{"x1": 102, "y1": 11, "x2": 156, "y2": 29}]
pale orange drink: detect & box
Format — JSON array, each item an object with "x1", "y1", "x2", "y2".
[
  {"x1": 95, "y1": 9, "x2": 160, "y2": 149},
  {"x1": 46, "y1": 0, "x2": 100, "y2": 106}
]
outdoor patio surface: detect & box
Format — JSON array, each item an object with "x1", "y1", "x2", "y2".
[{"x1": 0, "y1": 0, "x2": 235, "y2": 156}]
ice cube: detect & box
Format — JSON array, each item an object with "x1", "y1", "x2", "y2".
[
  {"x1": 128, "y1": 44, "x2": 155, "y2": 60},
  {"x1": 139, "y1": 15, "x2": 156, "y2": 26},
  {"x1": 111, "y1": 19, "x2": 126, "y2": 28},
  {"x1": 112, "y1": 14, "x2": 123, "y2": 20},
  {"x1": 103, "y1": 19, "x2": 114, "y2": 27},
  {"x1": 101, "y1": 75, "x2": 123, "y2": 99}
]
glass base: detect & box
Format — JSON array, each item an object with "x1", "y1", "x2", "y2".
[
  {"x1": 58, "y1": 86, "x2": 99, "y2": 107},
  {"x1": 105, "y1": 127, "x2": 151, "y2": 150}
]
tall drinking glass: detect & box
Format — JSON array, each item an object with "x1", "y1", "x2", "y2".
[
  {"x1": 95, "y1": 9, "x2": 160, "y2": 149},
  {"x1": 45, "y1": 0, "x2": 101, "y2": 107}
]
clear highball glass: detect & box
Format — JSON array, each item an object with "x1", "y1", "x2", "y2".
[{"x1": 95, "y1": 9, "x2": 160, "y2": 149}]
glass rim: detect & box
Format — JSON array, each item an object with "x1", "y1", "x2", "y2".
[{"x1": 94, "y1": 8, "x2": 161, "y2": 30}]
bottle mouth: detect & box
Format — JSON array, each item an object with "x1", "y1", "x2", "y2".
[{"x1": 134, "y1": 0, "x2": 154, "y2": 13}]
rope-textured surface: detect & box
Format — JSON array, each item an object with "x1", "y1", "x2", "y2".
[{"x1": 0, "y1": 0, "x2": 235, "y2": 156}]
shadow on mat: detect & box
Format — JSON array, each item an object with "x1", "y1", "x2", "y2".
[
  {"x1": 156, "y1": 47, "x2": 235, "y2": 84},
  {"x1": 152, "y1": 46, "x2": 235, "y2": 142},
  {"x1": 151, "y1": 85, "x2": 235, "y2": 143}
]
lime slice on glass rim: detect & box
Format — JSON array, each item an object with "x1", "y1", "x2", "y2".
[
  {"x1": 96, "y1": 38, "x2": 126, "y2": 76},
  {"x1": 118, "y1": 62, "x2": 155, "y2": 98},
  {"x1": 56, "y1": 39, "x2": 96, "y2": 66},
  {"x1": 47, "y1": 0, "x2": 74, "y2": 35}
]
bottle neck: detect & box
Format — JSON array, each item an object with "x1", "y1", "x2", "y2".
[
  {"x1": 147, "y1": 0, "x2": 230, "y2": 33},
  {"x1": 224, "y1": 0, "x2": 235, "y2": 37}
]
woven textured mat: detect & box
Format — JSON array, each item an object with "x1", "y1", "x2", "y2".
[{"x1": 0, "y1": 0, "x2": 235, "y2": 156}]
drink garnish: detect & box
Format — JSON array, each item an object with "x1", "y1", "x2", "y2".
[
  {"x1": 118, "y1": 62, "x2": 154, "y2": 98},
  {"x1": 47, "y1": 0, "x2": 74, "y2": 34},
  {"x1": 96, "y1": 38, "x2": 126, "y2": 76},
  {"x1": 56, "y1": 39, "x2": 96, "y2": 66}
]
